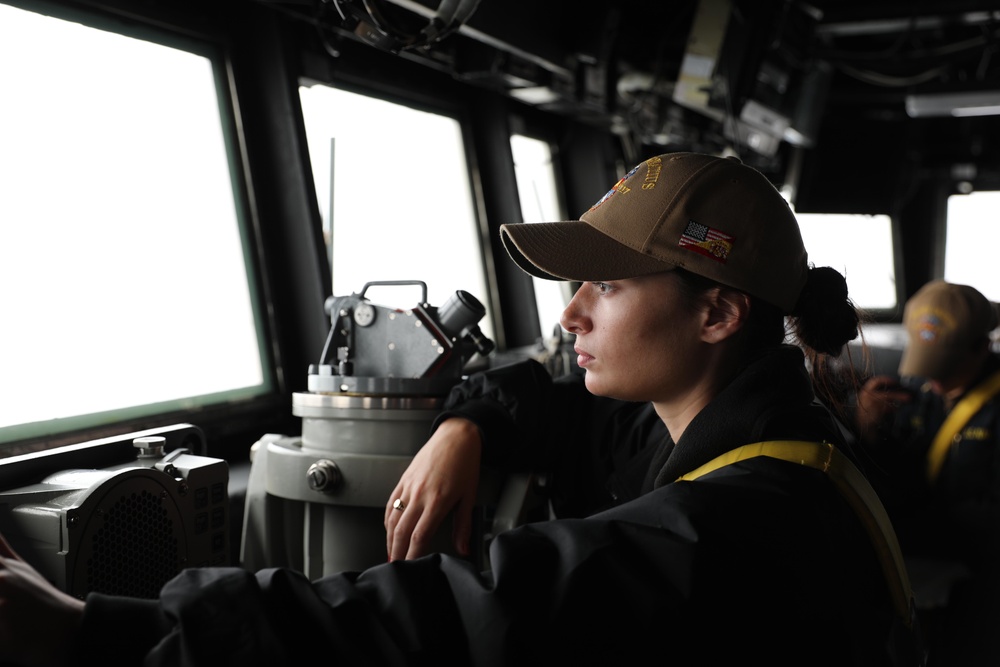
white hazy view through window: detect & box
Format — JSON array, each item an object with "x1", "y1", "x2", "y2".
[
  {"x1": 793, "y1": 211, "x2": 897, "y2": 311},
  {"x1": 510, "y1": 134, "x2": 570, "y2": 341},
  {"x1": 946, "y1": 190, "x2": 1000, "y2": 302},
  {"x1": 0, "y1": 5, "x2": 267, "y2": 440},
  {"x1": 299, "y1": 84, "x2": 493, "y2": 338}
]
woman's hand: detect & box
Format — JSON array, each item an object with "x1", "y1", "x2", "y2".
[
  {"x1": 0, "y1": 531, "x2": 84, "y2": 667},
  {"x1": 385, "y1": 417, "x2": 482, "y2": 561}
]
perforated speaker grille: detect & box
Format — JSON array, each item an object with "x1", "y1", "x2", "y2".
[{"x1": 72, "y1": 474, "x2": 186, "y2": 599}]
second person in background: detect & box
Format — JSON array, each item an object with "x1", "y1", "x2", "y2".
[{"x1": 856, "y1": 279, "x2": 1000, "y2": 666}]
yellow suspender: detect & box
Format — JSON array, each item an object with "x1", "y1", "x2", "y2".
[
  {"x1": 926, "y1": 368, "x2": 1000, "y2": 484},
  {"x1": 677, "y1": 440, "x2": 914, "y2": 627}
]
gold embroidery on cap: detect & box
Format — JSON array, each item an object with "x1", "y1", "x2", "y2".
[
  {"x1": 642, "y1": 156, "x2": 662, "y2": 190},
  {"x1": 678, "y1": 220, "x2": 734, "y2": 263}
]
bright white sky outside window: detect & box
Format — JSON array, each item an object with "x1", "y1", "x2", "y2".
[
  {"x1": 793, "y1": 211, "x2": 897, "y2": 310},
  {"x1": 0, "y1": 5, "x2": 265, "y2": 433},
  {"x1": 510, "y1": 134, "x2": 569, "y2": 340},
  {"x1": 299, "y1": 85, "x2": 493, "y2": 338},
  {"x1": 945, "y1": 191, "x2": 1000, "y2": 302}
]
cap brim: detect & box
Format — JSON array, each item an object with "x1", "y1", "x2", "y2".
[
  {"x1": 898, "y1": 344, "x2": 961, "y2": 380},
  {"x1": 500, "y1": 221, "x2": 673, "y2": 282}
]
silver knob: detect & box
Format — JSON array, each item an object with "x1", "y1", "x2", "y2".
[
  {"x1": 133, "y1": 436, "x2": 166, "y2": 458},
  {"x1": 307, "y1": 459, "x2": 342, "y2": 493}
]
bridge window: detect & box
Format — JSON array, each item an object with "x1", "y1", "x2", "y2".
[
  {"x1": 0, "y1": 3, "x2": 271, "y2": 445},
  {"x1": 793, "y1": 212, "x2": 897, "y2": 311},
  {"x1": 510, "y1": 134, "x2": 570, "y2": 340},
  {"x1": 945, "y1": 191, "x2": 1000, "y2": 302},
  {"x1": 298, "y1": 84, "x2": 492, "y2": 337}
]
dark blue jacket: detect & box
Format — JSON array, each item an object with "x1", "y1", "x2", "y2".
[{"x1": 76, "y1": 346, "x2": 922, "y2": 666}]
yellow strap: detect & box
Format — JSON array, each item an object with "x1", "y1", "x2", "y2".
[
  {"x1": 926, "y1": 368, "x2": 1000, "y2": 484},
  {"x1": 678, "y1": 440, "x2": 914, "y2": 627}
]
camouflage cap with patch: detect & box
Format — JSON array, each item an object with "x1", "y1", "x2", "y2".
[
  {"x1": 499, "y1": 152, "x2": 808, "y2": 313},
  {"x1": 898, "y1": 280, "x2": 998, "y2": 380}
]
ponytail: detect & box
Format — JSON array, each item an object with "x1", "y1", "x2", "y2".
[
  {"x1": 789, "y1": 266, "x2": 865, "y2": 433},
  {"x1": 789, "y1": 266, "x2": 860, "y2": 357}
]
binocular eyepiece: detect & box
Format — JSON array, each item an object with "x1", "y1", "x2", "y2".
[{"x1": 438, "y1": 290, "x2": 494, "y2": 357}]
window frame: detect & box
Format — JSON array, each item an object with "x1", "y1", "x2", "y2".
[{"x1": 0, "y1": 0, "x2": 285, "y2": 456}]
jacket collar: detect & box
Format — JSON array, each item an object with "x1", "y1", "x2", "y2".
[{"x1": 645, "y1": 344, "x2": 825, "y2": 489}]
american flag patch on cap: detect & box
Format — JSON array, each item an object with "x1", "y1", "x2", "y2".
[{"x1": 678, "y1": 220, "x2": 735, "y2": 263}]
